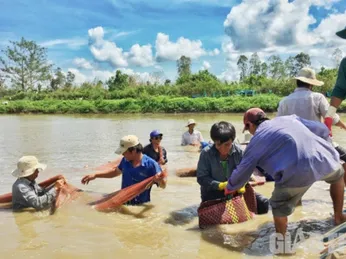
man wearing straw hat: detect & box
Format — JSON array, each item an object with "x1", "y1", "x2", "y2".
[
  {"x1": 277, "y1": 67, "x2": 346, "y2": 183},
  {"x1": 324, "y1": 27, "x2": 346, "y2": 135},
  {"x1": 12, "y1": 156, "x2": 65, "y2": 211},
  {"x1": 181, "y1": 119, "x2": 204, "y2": 146}
]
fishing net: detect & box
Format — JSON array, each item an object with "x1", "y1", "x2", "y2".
[
  {"x1": 175, "y1": 167, "x2": 197, "y2": 177},
  {"x1": 89, "y1": 170, "x2": 167, "y2": 212},
  {"x1": 198, "y1": 183, "x2": 257, "y2": 228},
  {"x1": 94, "y1": 157, "x2": 122, "y2": 171},
  {"x1": 50, "y1": 182, "x2": 83, "y2": 214}
]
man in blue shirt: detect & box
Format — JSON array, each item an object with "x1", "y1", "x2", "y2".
[
  {"x1": 225, "y1": 108, "x2": 346, "y2": 237},
  {"x1": 81, "y1": 135, "x2": 166, "y2": 205}
]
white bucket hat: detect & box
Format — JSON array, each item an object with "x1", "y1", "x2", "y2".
[
  {"x1": 294, "y1": 67, "x2": 324, "y2": 86},
  {"x1": 12, "y1": 156, "x2": 47, "y2": 178},
  {"x1": 186, "y1": 119, "x2": 196, "y2": 127}
]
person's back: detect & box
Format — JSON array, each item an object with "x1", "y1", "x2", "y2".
[
  {"x1": 277, "y1": 67, "x2": 340, "y2": 125},
  {"x1": 244, "y1": 115, "x2": 340, "y2": 187},
  {"x1": 278, "y1": 88, "x2": 327, "y2": 122}
]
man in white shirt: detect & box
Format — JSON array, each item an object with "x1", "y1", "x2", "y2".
[
  {"x1": 277, "y1": 67, "x2": 346, "y2": 183},
  {"x1": 181, "y1": 119, "x2": 204, "y2": 146}
]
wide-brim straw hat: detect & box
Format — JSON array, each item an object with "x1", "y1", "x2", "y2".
[
  {"x1": 186, "y1": 119, "x2": 196, "y2": 127},
  {"x1": 12, "y1": 156, "x2": 47, "y2": 178},
  {"x1": 294, "y1": 67, "x2": 324, "y2": 86}
]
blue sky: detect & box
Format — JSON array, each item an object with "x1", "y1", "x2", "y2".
[{"x1": 1, "y1": 0, "x2": 346, "y2": 83}]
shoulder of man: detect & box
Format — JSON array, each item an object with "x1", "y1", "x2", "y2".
[{"x1": 142, "y1": 154, "x2": 157, "y2": 165}]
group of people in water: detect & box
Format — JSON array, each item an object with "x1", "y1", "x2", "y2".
[{"x1": 7, "y1": 26, "x2": 346, "y2": 252}]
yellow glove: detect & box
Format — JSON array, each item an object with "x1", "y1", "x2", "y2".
[
  {"x1": 237, "y1": 185, "x2": 246, "y2": 194},
  {"x1": 218, "y1": 181, "x2": 228, "y2": 190}
]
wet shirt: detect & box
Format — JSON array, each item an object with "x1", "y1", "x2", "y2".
[
  {"x1": 181, "y1": 130, "x2": 204, "y2": 146},
  {"x1": 12, "y1": 178, "x2": 57, "y2": 211},
  {"x1": 227, "y1": 115, "x2": 340, "y2": 191},
  {"x1": 278, "y1": 88, "x2": 340, "y2": 124},
  {"x1": 332, "y1": 57, "x2": 346, "y2": 99},
  {"x1": 143, "y1": 144, "x2": 168, "y2": 164},
  {"x1": 197, "y1": 144, "x2": 243, "y2": 202},
  {"x1": 118, "y1": 154, "x2": 161, "y2": 205}
]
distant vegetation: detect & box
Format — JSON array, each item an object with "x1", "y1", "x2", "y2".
[{"x1": 0, "y1": 38, "x2": 343, "y2": 113}]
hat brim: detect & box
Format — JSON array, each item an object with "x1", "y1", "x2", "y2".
[
  {"x1": 151, "y1": 133, "x2": 163, "y2": 138},
  {"x1": 336, "y1": 28, "x2": 346, "y2": 39},
  {"x1": 12, "y1": 163, "x2": 47, "y2": 178},
  {"x1": 295, "y1": 76, "x2": 324, "y2": 86},
  {"x1": 115, "y1": 147, "x2": 127, "y2": 155},
  {"x1": 186, "y1": 123, "x2": 196, "y2": 127}
]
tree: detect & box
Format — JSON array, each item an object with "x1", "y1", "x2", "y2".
[
  {"x1": 268, "y1": 55, "x2": 285, "y2": 79},
  {"x1": 106, "y1": 70, "x2": 129, "y2": 91},
  {"x1": 64, "y1": 71, "x2": 75, "y2": 89},
  {"x1": 0, "y1": 37, "x2": 52, "y2": 91},
  {"x1": 177, "y1": 56, "x2": 191, "y2": 78},
  {"x1": 237, "y1": 55, "x2": 248, "y2": 81},
  {"x1": 284, "y1": 56, "x2": 296, "y2": 77},
  {"x1": 260, "y1": 62, "x2": 268, "y2": 77},
  {"x1": 249, "y1": 53, "x2": 261, "y2": 76},
  {"x1": 50, "y1": 67, "x2": 66, "y2": 90},
  {"x1": 332, "y1": 48, "x2": 343, "y2": 68},
  {"x1": 164, "y1": 79, "x2": 171, "y2": 86},
  {"x1": 294, "y1": 52, "x2": 311, "y2": 74},
  {"x1": 150, "y1": 70, "x2": 166, "y2": 85}
]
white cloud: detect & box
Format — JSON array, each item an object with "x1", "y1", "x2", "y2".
[
  {"x1": 220, "y1": 0, "x2": 346, "y2": 81},
  {"x1": 67, "y1": 68, "x2": 114, "y2": 85},
  {"x1": 223, "y1": 0, "x2": 344, "y2": 52},
  {"x1": 41, "y1": 38, "x2": 87, "y2": 49},
  {"x1": 155, "y1": 32, "x2": 208, "y2": 61},
  {"x1": 73, "y1": 58, "x2": 93, "y2": 70},
  {"x1": 127, "y1": 44, "x2": 154, "y2": 67},
  {"x1": 88, "y1": 26, "x2": 154, "y2": 68},
  {"x1": 201, "y1": 61, "x2": 211, "y2": 70},
  {"x1": 88, "y1": 26, "x2": 104, "y2": 43},
  {"x1": 67, "y1": 67, "x2": 159, "y2": 85},
  {"x1": 209, "y1": 48, "x2": 220, "y2": 56}
]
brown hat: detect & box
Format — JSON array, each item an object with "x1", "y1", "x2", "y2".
[{"x1": 243, "y1": 108, "x2": 267, "y2": 133}]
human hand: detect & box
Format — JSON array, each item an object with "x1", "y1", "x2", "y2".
[
  {"x1": 218, "y1": 181, "x2": 228, "y2": 190},
  {"x1": 57, "y1": 175, "x2": 67, "y2": 183},
  {"x1": 224, "y1": 187, "x2": 237, "y2": 196},
  {"x1": 81, "y1": 174, "x2": 96, "y2": 185},
  {"x1": 336, "y1": 120, "x2": 346, "y2": 131},
  {"x1": 55, "y1": 179, "x2": 65, "y2": 190}
]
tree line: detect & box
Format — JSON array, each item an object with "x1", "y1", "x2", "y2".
[{"x1": 0, "y1": 37, "x2": 343, "y2": 100}]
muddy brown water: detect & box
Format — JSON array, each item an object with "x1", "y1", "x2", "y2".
[{"x1": 1, "y1": 113, "x2": 346, "y2": 259}]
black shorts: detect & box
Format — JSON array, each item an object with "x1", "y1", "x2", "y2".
[{"x1": 335, "y1": 145, "x2": 346, "y2": 162}]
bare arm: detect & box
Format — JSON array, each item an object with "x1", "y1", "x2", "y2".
[{"x1": 81, "y1": 166, "x2": 122, "y2": 185}]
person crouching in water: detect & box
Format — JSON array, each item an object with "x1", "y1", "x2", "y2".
[
  {"x1": 81, "y1": 135, "x2": 166, "y2": 205},
  {"x1": 196, "y1": 121, "x2": 268, "y2": 214},
  {"x1": 12, "y1": 156, "x2": 66, "y2": 211}
]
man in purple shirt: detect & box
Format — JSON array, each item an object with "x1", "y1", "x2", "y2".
[{"x1": 225, "y1": 108, "x2": 346, "y2": 238}]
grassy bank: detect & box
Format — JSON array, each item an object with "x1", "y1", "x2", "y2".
[{"x1": 0, "y1": 95, "x2": 344, "y2": 114}]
